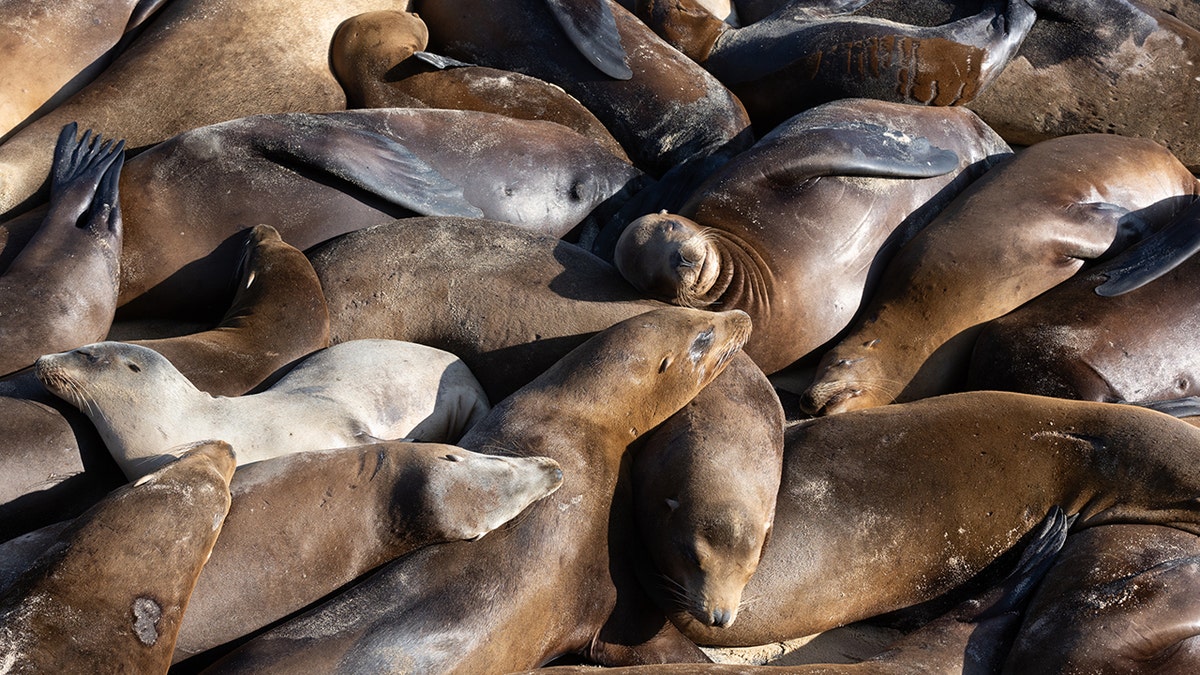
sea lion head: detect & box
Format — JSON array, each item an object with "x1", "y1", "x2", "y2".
[
  {"x1": 390, "y1": 443, "x2": 564, "y2": 542},
  {"x1": 615, "y1": 212, "x2": 722, "y2": 307},
  {"x1": 653, "y1": 495, "x2": 772, "y2": 628}
]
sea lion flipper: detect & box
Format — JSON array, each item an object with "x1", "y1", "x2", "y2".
[
  {"x1": 975, "y1": 505, "x2": 1070, "y2": 620},
  {"x1": 411, "y1": 51, "x2": 476, "y2": 69},
  {"x1": 1122, "y1": 396, "x2": 1200, "y2": 419},
  {"x1": 253, "y1": 117, "x2": 483, "y2": 218},
  {"x1": 764, "y1": 122, "x2": 960, "y2": 185},
  {"x1": 1095, "y1": 199, "x2": 1200, "y2": 297},
  {"x1": 49, "y1": 123, "x2": 127, "y2": 227},
  {"x1": 544, "y1": 0, "x2": 633, "y2": 80}
]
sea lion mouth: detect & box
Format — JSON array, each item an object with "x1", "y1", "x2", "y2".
[
  {"x1": 34, "y1": 356, "x2": 91, "y2": 411},
  {"x1": 801, "y1": 381, "x2": 864, "y2": 416}
]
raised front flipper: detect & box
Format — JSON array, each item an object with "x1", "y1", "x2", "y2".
[
  {"x1": 1094, "y1": 197, "x2": 1200, "y2": 297},
  {"x1": 248, "y1": 115, "x2": 484, "y2": 218},
  {"x1": 411, "y1": 51, "x2": 475, "y2": 69},
  {"x1": 545, "y1": 0, "x2": 634, "y2": 79},
  {"x1": 47, "y1": 122, "x2": 126, "y2": 235}
]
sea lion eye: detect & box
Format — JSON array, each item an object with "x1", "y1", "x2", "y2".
[
  {"x1": 127, "y1": 362, "x2": 141, "y2": 373},
  {"x1": 659, "y1": 357, "x2": 672, "y2": 373}
]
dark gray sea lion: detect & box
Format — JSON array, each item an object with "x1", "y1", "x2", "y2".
[
  {"x1": 0, "y1": 123, "x2": 124, "y2": 377},
  {"x1": 803, "y1": 133, "x2": 1200, "y2": 415},
  {"x1": 636, "y1": 0, "x2": 1035, "y2": 131},
  {"x1": 411, "y1": 0, "x2": 754, "y2": 178},
  {"x1": 1004, "y1": 523, "x2": 1200, "y2": 673},
  {"x1": 0, "y1": 440, "x2": 234, "y2": 672},
  {"x1": 610, "y1": 98, "x2": 1011, "y2": 374},
  {"x1": 97, "y1": 109, "x2": 642, "y2": 318},
  {"x1": 205, "y1": 307, "x2": 752, "y2": 672}
]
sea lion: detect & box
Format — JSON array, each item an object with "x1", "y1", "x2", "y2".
[
  {"x1": 512, "y1": 507, "x2": 1070, "y2": 673},
  {"x1": 633, "y1": 356, "x2": 785, "y2": 630},
  {"x1": 610, "y1": 98, "x2": 1012, "y2": 374},
  {"x1": 22, "y1": 440, "x2": 555, "y2": 663},
  {"x1": 0, "y1": 0, "x2": 408, "y2": 218},
  {"x1": 412, "y1": 0, "x2": 754, "y2": 179},
  {"x1": 75, "y1": 108, "x2": 641, "y2": 318},
  {"x1": 0, "y1": 0, "x2": 167, "y2": 139},
  {"x1": 330, "y1": 10, "x2": 629, "y2": 161},
  {"x1": 667, "y1": 390, "x2": 1200, "y2": 648},
  {"x1": 968, "y1": 195, "x2": 1200, "y2": 404},
  {"x1": 205, "y1": 307, "x2": 751, "y2": 672},
  {"x1": 635, "y1": 0, "x2": 1035, "y2": 131},
  {"x1": 1005, "y1": 523, "x2": 1200, "y2": 673},
  {"x1": 0, "y1": 223, "x2": 330, "y2": 539},
  {"x1": 35, "y1": 339, "x2": 490, "y2": 480},
  {"x1": 0, "y1": 123, "x2": 124, "y2": 377},
  {"x1": 117, "y1": 223, "x2": 331, "y2": 397},
  {"x1": 854, "y1": 0, "x2": 1200, "y2": 172},
  {"x1": 0, "y1": 440, "x2": 233, "y2": 672},
  {"x1": 802, "y1": 133, "x2": 1200, "y2": 415}
]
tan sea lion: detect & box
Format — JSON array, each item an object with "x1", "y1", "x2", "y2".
[
  {"x1": 1005, "y1": 523, "x2": 1200, "y2": 673},
  {"x1": 0, "y1": 123, "x2": 124, "y2": 377},
  {"x1": 610, "y1": 98, "x2": 1012, "y2": 373},
  {"x1": 35, "y1": 339, "x2": 490, "y2": 480},
  {"x1": 330, "y1": 10, "x2": 629, "y2": 161},
  {"x1": 116, "y1": 223, "x2": 331, "y2": 397},
  {"x1": 412, "y1": 0, "x2": 754, "y2": 179},
  {"x1": 668, "y1": 391, "x2": 1200, "y2": 649},
  {"x1": 803, "y1": 133, "x2": 1200, "y2": 415},
  {"x1": 968, "y1": 195, "x2": 1200, "y2": 404},
  {"x1": 0, "y1": 440, "x2": 233, "y2": 672},
  {"x1": 511, "y1": 507, "x2": 1070, "y2": 673},
  {"x1": 77, "y1": 440, "x2": 555, "y2": 663},
  {"x1": 0, "y1": 0, "x2": 167, "y2": 139},
  {"x1": 0, "y1": 0, "x2": 408, "y2": 218},
  {"x1": 205, "y1": 307, "x2": 751, "y2": 672},
  {"x1": 635, "y1": 0, "x2": 1035, "y2": 131}
]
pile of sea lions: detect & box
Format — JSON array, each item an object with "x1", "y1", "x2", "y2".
[{"x1": 3, "y1": 0, "x2": 1200, "y2": 672}]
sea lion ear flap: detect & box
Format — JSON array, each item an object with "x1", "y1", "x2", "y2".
[
  {"x1": 1094, "y1": 198, "x2": 1200, "y2": 297},
  {"x1": 761, "y1": 121, "x2": 960, "y2": 187},
  {"x1": 545, "y1": 0, "x2": 634, "y2": 80},
  {"x1": 249, "y1": 115, "x2": 484, "y2": 219}
]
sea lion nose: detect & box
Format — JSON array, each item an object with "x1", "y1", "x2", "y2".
[{"x1": 710, "y1": 607, "x2": 735, "y2": 628}]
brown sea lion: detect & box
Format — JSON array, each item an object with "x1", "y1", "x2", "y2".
[
  {"x1": 175, "y1": 442, "x2": 563, "y2": 662},
  {"x1": 633, "y1": 357, "x2": 785, "y2": 630},
  {"x1": 668, "y1": 390, "x2": 1200, "y2": 649},
  {"x1": 0, "y1": 0, "x2": 408, "y2": 218},
  {"x1": 36, "y1": 339, "x2": 490, "y2": 480},
  {"x1": 510, "y1": 507, "x2": 1070, "y2": 673},
  {"x1": 968, "y1": 196, "x2": 1200, "y2": 404},
  {"x1": 1005, "y1": 523, "x2": 1200, "y2": 673},
  {"x1": 205, "y1": 307, "x2": 751, "y2": 672},
  {"x1": 0, "y1": 124, "x2": 124, "y2": 377},
  {"x1": 635, "y1": 0, "x2": 1035, "y2": 131},
  {"x1": 0, "y1": 440, "x2": 234, "y2": 672},
  {"x1": 330, "y1": 10, "x2": 629, "y2": 161},
  {"x1": 117, "y1": 224, "x2": 331, "y2": 397},
  {"x1": 802, "y1": 133, "x2": 1200, "y2": 415},
  {"x1": 82, "y1": 108, "x2": 641, "y2": 318},
  {"x1": 611, "y1": 98, "x2": 1011, "y2": 374},
  {"x1": 412, "y1": 0, "x2": 754, "y2": 179},
  {"x1": 0, "y1": 0, "x2": 167, "y2": 139}
]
